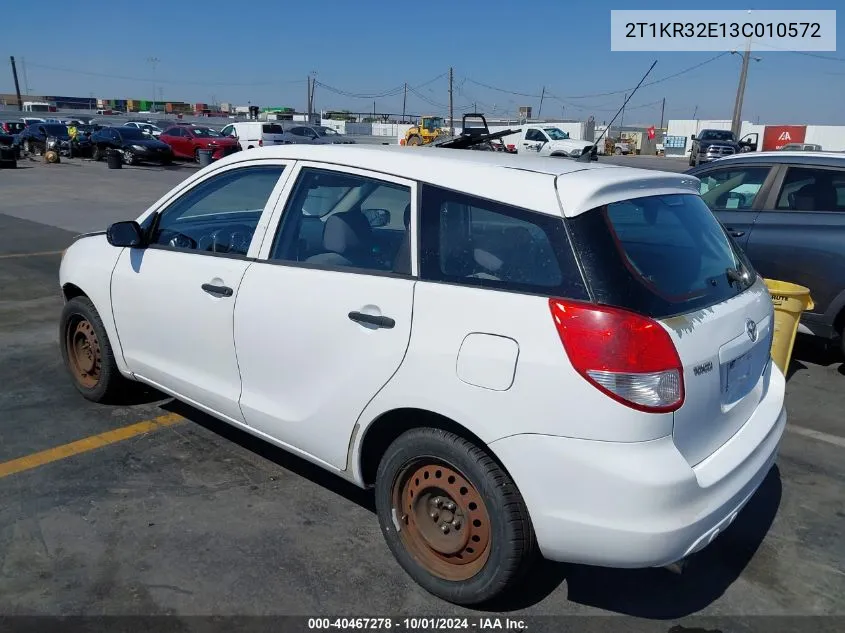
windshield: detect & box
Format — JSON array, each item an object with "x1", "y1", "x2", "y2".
[
  {"x1": 191, "y1": 127, "x2": 221, "y2": 137},
  {"x1": 566, "y1": 193, "x2": 756, "y2": 318},
  {"x1": 44, "y1": 124, "x2": 69, "y2": 136},
  {"x1": 544, "y1": 128, "x2": 570, "y2": 140},
  {"x1": 118, "y1": 127, "x2": 147, "y2": 140},
  {"x1": 423, "y1": 117, "x2": 444, "y2": 130},
  {"x1": 699, "y1": 130, "x2": 735, "y2": 141}
]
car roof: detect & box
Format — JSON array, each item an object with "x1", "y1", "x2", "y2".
[
  {"x1": 692, "y1": 151, "x2": 845, "y2": 168},
  {"x1": 210, "y1": 144, "x2": 700, "y2": 217}
]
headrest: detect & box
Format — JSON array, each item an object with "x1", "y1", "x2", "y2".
[{"x1": 323, "y1": 211, "x2": 370, "y2": 254}]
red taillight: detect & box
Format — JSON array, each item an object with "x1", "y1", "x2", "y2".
[
  {"x1": 548, "y1": 298, "x2": 684, "y2": 413},
  {"x1": 258, "y1": 139, "x2": 263, "y2": 147}
]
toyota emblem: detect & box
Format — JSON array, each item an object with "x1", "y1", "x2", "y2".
[{"x1": 746, "y1": 319, "x2": 758, "y2": 343}]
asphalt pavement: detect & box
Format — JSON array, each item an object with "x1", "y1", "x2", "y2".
[{"x1": 0, "y1": 152, "x2": 843, "y2": 626}]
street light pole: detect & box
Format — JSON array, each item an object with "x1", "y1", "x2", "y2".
[{"x1": 147, "y1": 57, "x2": 160, "y2": 112}]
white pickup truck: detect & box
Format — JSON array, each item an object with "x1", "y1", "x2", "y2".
[{"x1": 511, "y1": 125, "x2": 596, "y2": 160}]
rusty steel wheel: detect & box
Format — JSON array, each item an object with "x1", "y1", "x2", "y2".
[
  {"x1": 391, "y1": 460, "x2": 492, "y2": 581},
  {"x1": 64, "y1": 315, "x2": 102, "y2": 390}
]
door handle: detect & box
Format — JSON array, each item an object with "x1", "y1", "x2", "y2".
[
  {"x1": 727, "y1": 229, "x2": 745, "y2": 237},
  {"x1": 201, "y1": 283, "x2": 233, "y2": 297},
  {"x1": 348, "y1": 311, "x2": 395, "y2": 329}
]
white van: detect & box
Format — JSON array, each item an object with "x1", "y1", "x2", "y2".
[{"x1": 219, "y1": 121, "x2": 288, "y2": 150}]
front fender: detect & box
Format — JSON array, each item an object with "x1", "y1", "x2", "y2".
[{"x1": 59, "y1": 234, "x2": 130, "y2": 375}]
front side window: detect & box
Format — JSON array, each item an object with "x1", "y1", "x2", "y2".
[
  {"x1": 566, "y1": 193, "x2": 757, "y2": 318},
  {"x1": 270, "y1": 167, "x2": 412, "y2": 274},
  {"x1": 419, "y1": 184, "x2": 588, "y2": 299},
  {"x1": 698, "y1": 166, "x2": 770, "y2": 210},
  {"x1": 147, "y1": 166, "x2": 285, "y2": 256},
  {"x1": 525, "y1": 129, "x2": 546, "y2": 142},
  {"x1": 775, "y1": 166, "x2": 845, "y2": 212}
]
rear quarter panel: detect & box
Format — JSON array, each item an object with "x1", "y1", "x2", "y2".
[{"x1": 349, "y1": 282, "x2": 674, "y2": 484}]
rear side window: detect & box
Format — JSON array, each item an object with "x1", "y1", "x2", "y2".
[
  {"x1": 263, "y1": 124, "x2": 284, "y2": 134},
  {"x1": 566, "y1": 193, "x2": 757, "y2": 318},
  {"x1": 419, "y1": 184, "x2": 588, "y2": 299},
  {"x1": 775, "y1": 166, "x2": 845, "y2": 211}
]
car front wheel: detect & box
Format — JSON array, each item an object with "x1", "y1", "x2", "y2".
[
  {"x1": 60, "y1": 296, "x2": 131, "y2": 403},
  {"x1": 374, "y1": 428, "x2": 536, "y2": 605}
]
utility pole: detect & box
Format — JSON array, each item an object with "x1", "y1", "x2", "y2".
[
  {"x1": 448, "y1": 66, "x2": 454, "y2": 135},
  {"x1": 693, "y1": 104, "x2": 698, "y2": 119},
  {"x1": 731, "y1": 37, "x2": 752, "y2": 137},
  {"x1": 306, "y1": 75, "x2": 312, "y2": 121},
  {"x1": 147, "y1": 57, "x2": 160, "y2": 111},
  {"x1": 402, "y1": 82, "x2": 407, "y2": 122},
  {"x1": 538, "y1": 86, "x2": 545, "y2": 119},
  {"x1": 373, "y1": 100, "x2": 376, "y2": 119},
  {"x1": 9, "y1": 56, "x2": 23, "y2": 111},
  {"x1": 620, "y1": 92, "x2": 627, "y2": 128},
  {"x1": 659, "y1": 97, "x2": 665, "y2": 130}
]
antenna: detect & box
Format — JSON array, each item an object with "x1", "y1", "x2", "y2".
[{"x1": 578, "y1": 59, "x2": 658, "y2": 162}]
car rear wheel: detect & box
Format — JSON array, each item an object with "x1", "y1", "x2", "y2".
[
  {"x1": 60, "y1": 296, "x2": 131, "y2": 403},
  {"x1": 374, "y1": 428, "x2": 536, "y2": 605}
]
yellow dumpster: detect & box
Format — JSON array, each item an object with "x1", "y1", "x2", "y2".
[{"x1": 764, "y1": 279, "x2": 814, "y2": 374}]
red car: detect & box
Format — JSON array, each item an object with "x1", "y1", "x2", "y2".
[{"x1": 158, "y1": 125, "x2": 240, "y2": 162}]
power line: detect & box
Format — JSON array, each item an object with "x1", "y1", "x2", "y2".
[
  {"x1": 315, "y1": 72, "x2": 447, "y2": 100},
  {"x1": 20, "y1": 61, "x2": 302, "y2": 87},
  {"x1": 461, "y1": 52, "x2": 730, "y2": 101}
]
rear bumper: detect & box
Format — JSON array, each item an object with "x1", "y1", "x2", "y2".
[{"x1": 489, "y1": 366, "x2": 787, "y2": 568}]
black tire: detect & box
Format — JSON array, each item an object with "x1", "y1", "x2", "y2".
[
  {"x1": 407, "y1": 135, "x2": 423, "y2": 146},
  {"x1": 688, "y1": 153, "x2": 695, "y2": 167},
  {"x1": 374, "y1": 428, "x2": 536, "y2": 605},
  {"x1": 194, "y1": 148, "x2": 201, "y2": 163},
  {"x1": 59, "y1": 296, "x2": 132, "y2": 403}
]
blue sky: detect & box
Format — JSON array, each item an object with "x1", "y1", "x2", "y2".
[{"x1": 2, "y1": 0, "x2": 843, "y2": 124}]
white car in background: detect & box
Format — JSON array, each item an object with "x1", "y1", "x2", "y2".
[
  {"x1": 57, "y1": 145, "x2": 786, "y2": 605},
  {"x1": 219, "y1": 121, "x2": 288, "y2": 150},
  {"x1": 124, "y1": 122, "x2": 163, "y2": 137}
]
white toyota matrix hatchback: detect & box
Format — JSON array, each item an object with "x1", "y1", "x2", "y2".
[{"x1": 59, "y1": 144, "x2": 787, "y2": 605}]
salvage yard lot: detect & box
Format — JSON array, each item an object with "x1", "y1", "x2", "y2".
[{"x1": 0, "y1": 154, "x2": 843, "y2": 619}]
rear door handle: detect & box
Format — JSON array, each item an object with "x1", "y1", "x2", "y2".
[
  {"x1": 201, "y1": 283, "x2": 233, "y2": 297},
  {"x1": 348, "y1": 311, "x2": 395, "y2": 329}
]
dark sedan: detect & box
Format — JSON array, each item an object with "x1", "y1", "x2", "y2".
[
  {"x1": 0, "y1": 132, "x2": 19, "y2": 167},
  {"x1": 687, "y1": 151, "x2": 845, "y2": 356},
  {"x1": 90, "y1": 126, "x2": 173, "y2": 165},
  {"x1": 18, "y1": 122, "x2": 92, "y2": 157}
]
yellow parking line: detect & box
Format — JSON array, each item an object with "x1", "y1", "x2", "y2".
[
  {"x1": 0, "y1": 250, "x2": 65, "y2": 260},
  {"x1": 0, "y1": 413, "x2": 183, "y2": 479}
]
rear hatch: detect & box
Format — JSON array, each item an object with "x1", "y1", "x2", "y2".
[
  {"x1": 566, "y1": 191, "x2": 775, "y2": 466},
  {"x1": 261, "y1": 123, "x2": 288, "y2": 145}
]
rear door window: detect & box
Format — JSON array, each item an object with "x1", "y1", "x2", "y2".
[
  {"x1": 697, "y1": 166, "x2": 770, "y2": 210},
  {"x1": 262, "y1": 124, "x2": 284, "y2": 134},
  {"x1": 775, "y1": 166, "x2": 845, "y2": 211},
  {"x1": 419, "y1": 184, "x2": 588, "y2": 299},
  {"x1": 566, "y1": 193, "x2": 757, "y2": 318}
]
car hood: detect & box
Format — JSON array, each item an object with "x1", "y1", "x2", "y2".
[
  {"x1": 125, "y1": 138, "x2": 170, "y2": 149},
  {"x1": 699, "y1": 139, "x2": 740, "y2": 149},
  {"x1": 194, "y1": 137, "x2": 238, "y2": 147}
]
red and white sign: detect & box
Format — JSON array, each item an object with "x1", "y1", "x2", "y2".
[
  {"x1": 647, "y1": 126, "x2": 656, "y2": 140},
  {"x1": 762, "y1": 125, "x2": 806, "y2": 151}
]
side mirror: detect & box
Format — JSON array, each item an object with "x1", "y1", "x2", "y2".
[
  {"x1": 106, "y1": 220, "x2": 145, "y2": 248},
  {"x1": 363, "y1": 208, "x2": 391, "y2": 228},
  {"x1": 690, "y1": 134, "x2": 696, "y2": 140}
]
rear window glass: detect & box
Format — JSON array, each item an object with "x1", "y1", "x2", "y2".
[
  {"x1": 566, "y1": 193, "x2": 757, "y2": 318},
  {"x1": 419, "y1": 184, "x2": 588, "y2": 299},
  {"x1": 263, "y1": 124, "x2": 284, "y2": 134}
]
